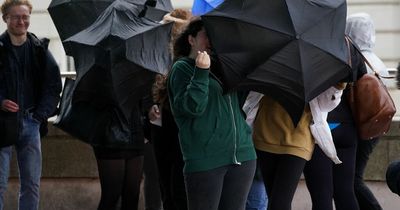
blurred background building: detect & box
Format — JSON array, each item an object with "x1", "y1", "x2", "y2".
[
  {"x1": 0, "y1": 1, "x2": 399, "y2": 209},
  {"x1": 0, "y1": 0, "x2": 398, "y2": 72}
]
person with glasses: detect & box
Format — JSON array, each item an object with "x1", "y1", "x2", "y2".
[{"x1": 0, "y1": 1, "x2": 62, "y2": 209}]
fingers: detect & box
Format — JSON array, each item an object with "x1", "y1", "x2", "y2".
[
  {"x1": 196, "y1": 51, "x2": 211, "y2": 69},
  {"x1": 148, "y1": 105, "x2": 161, "y2": 121},
  {"x1": 162, "y1": 13, "x2": 173, "y2": 23},
  {"x1": 153, "y1": 104, "x2": 160, "y2": 114},
  {"x1": 1, "y1": 99, "x2": 19, "y2": 112}
]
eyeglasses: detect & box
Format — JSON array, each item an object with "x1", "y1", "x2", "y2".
[{"x1": 6, "y1": 15, "x2": 30, "y2": 22}]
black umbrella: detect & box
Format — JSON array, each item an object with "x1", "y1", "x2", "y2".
[
  {"x1": 47, "y1": 0, "x2": 114, "y2": 41},
  {"x1": 65, "y1": 0, "x2": 173, "y2": 52},
  {"x1": 202, "y1": 0, "x2": 352, "y2": 125},
  {"x1": 55, "y1": 44, "x2": 155, "y2": 144},
  {"x1": 64, "y1": 0, "x2": 173, "y2": 117},
  {"x1": 54, "y1": 77, "x2": 140, "y2": 147},
  {"x1": 137, "y1": 0, "x2": 174, "y2": 21}
]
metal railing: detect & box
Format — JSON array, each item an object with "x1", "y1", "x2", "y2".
[
  {"x1": 60, "y1": 68, "x2": 399, "y2": 78},
  {"x1": 60, "y1": 68, "x2": 399, "y2": 88}
]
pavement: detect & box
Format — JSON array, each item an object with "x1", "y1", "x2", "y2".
[
  {"x1": 290, "y1": 85, "x2": 400, "y2": 210},
  {"x1": 293, "y1": 180, "x2": 400, "y2": 210}
]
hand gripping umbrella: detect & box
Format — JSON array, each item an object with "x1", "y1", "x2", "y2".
[{"x1": 202, "y1": 0, "x2": 352, "y2": 126}]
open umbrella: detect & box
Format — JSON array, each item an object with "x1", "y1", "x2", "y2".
[
  {"x1": 65, "y1": 0, "x2": 172, "y2": 52},
  {"x1": 137, "y1": 0, "x2": 174, "y2": 21},
  {"x1": 191, "y1": 0, "x2": 224, "y2": 16},
  {"x1": 47, "y1": 0, "x2": 113, "y2": 41},
  {"x1": 55, "y1": 43, "x2": 156, "y2": 144},
  {"x1": 202, "y1": 0, "x2": 352, "y2": 125},
  {"x1": 54, "y1": 76, "x2": 148, "y2": 147},
  {"x1": 64, "y1": 0, "x2": 173, "y2": 117}
]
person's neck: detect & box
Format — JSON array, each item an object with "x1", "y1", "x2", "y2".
[
  {"x1": 8, "y1": 32, "x2": 27, "y2": 46},
  {"x1": 189, "y1": 51, "x2": 197, "y2": 59}
]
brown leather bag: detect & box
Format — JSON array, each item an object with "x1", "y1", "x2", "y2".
[{"x1": 346, "y1": 37, "x2": 396, "y2": 140}]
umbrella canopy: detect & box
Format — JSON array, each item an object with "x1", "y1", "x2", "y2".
[
  {"x1": 65, "y1": 0, "x2": 172, "y2": 52},
  {"x1": 48, "y1": 0, "x2": 114, "y2": 41},
  {"x1": 137, "y1": 0, "x2": 174, "y2": 21},
  {"x1": 71, "y1": 48, "x2": 155, "y2": 121},
  {"x1": 54, "y1": 77, "x2": 143, "y2": 147},
  {"x1": 192, "y1": 0, "x2": 224, "y2": 16},
  {"x1": 64, "y1": 0, "x2": 173, "y2": 117},
  {"x1": 202, "y1": 0, "x2": 352, "y2": 125}
]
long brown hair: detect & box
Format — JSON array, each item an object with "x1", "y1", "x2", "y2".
[
  {"x1": 169, "y1": 9, "x2": 191, "y2": 43},
  {"x1": 152, "y1": 10, "x2": 192, "y2": 106}
]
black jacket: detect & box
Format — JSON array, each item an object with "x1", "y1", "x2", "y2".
[
  {"x1": 0, "y1": 32, "x2": 62, "y2": 141},
  {"x1": 328, "y1": 42, "x2": 367, "y2": 123}
]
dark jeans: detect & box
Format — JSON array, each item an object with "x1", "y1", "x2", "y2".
[
  {"x1": 184, "y1": 160, "x2": 256, "y2": 210},
  {"x1": 304, "y1": 123, "x2": 359, "y2": 210},
  {"x1": 0, "y1": 115, "x2": 41, "y2": 210},
  {"x1": 257, "y1": 150, "x2": 306, "y2": 210},
  {"x1": 355, "y1": 138, "x2": 382, "y2": 210}
]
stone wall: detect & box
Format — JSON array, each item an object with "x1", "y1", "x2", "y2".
[{"x1": 2, "y1": 119, "x2": 399, "y2": 209}]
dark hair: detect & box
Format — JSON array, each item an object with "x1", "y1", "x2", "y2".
[
  {"x1": 173, "y1": 18, "x2": 204, "y2": 61},
  {"x1": 386, "y1": 160, "x2": 400, "y2": 196}
]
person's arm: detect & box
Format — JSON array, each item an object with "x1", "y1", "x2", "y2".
[
  {"x1": 0, "y1": 53, "x2": 19, "y2": 113},
  {"x1": 161, "y1": 13, "x2": 188, "y2": 24},
  {"x1": 0, "y1": 58, "x2": 6, "y2": 111},
  {"x1": 169, "y1": 60, "x2": 210, "y2": 118},
  {"x1": 33, "y1": 50, "x2": 62, "y2": 122}
]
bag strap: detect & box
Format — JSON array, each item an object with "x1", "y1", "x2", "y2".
[
  {"x1": 346, "y1": 36, "x2": 394, "y2": 79},
  {"x1": 344, "y1": 36, "x2": 352, "y2": 68}
]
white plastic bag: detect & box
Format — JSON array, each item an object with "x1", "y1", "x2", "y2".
[{"x1": 309, "y1": 87, "x2": 343, "y2": 164}]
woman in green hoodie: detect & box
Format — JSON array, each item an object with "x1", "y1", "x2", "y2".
[{"x1": 167, "y1": 19, "x2": 257, "y2": 210}]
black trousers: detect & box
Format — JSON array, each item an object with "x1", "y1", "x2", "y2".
[
  {"x1": 257, "y1": 150, "x2": 306, "y2": 210},
  {"x1": 304, "y1": 123, "x2": 359, "y2": 210},
  {"x1": 354, "y1": 138, "x2": 382, "y2": 210}
]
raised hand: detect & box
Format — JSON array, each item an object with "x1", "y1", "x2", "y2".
[{"x1": 195, "y1": 51, "x2": 210, "y2": 69}]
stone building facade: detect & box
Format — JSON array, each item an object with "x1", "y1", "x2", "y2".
[{"x1": 0, "y1": 0, "x2": 398, "y2": 71}]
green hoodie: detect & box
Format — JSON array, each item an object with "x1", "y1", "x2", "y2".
[{"x1": 168, "y1": 57, "x2": 256, "y2": 173}]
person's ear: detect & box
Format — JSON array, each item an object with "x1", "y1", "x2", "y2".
[
  {"x1": 188, "y1": 35, "x2": 195, "y2": 46},
  {"x1": 2, "y1": 15, "x2": 7, "y2": 23}
]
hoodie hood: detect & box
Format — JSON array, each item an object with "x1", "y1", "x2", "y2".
[
  {"x1": 345, "y1": 13, "x2": 375, "y2": 52},
  {"x1": 346, "y1": 13, "x2": 388, "y2": 77}
]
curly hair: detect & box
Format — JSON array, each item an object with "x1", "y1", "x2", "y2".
[
  {"x1": 169, "y1": 9, "x2": 191, "y2": 42},
  {"x1": 173, "y1": 18, "x2": 204, "y2": 62},
  {"x1": 152, "y1": 10, "x2": 192, "y2": 106},
  {"x1": 1, "y1": 0, "x2": 32, "y2": 15},
  {"x1": 152, "y1": 74, "x2": 168, "y2": 105}
]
